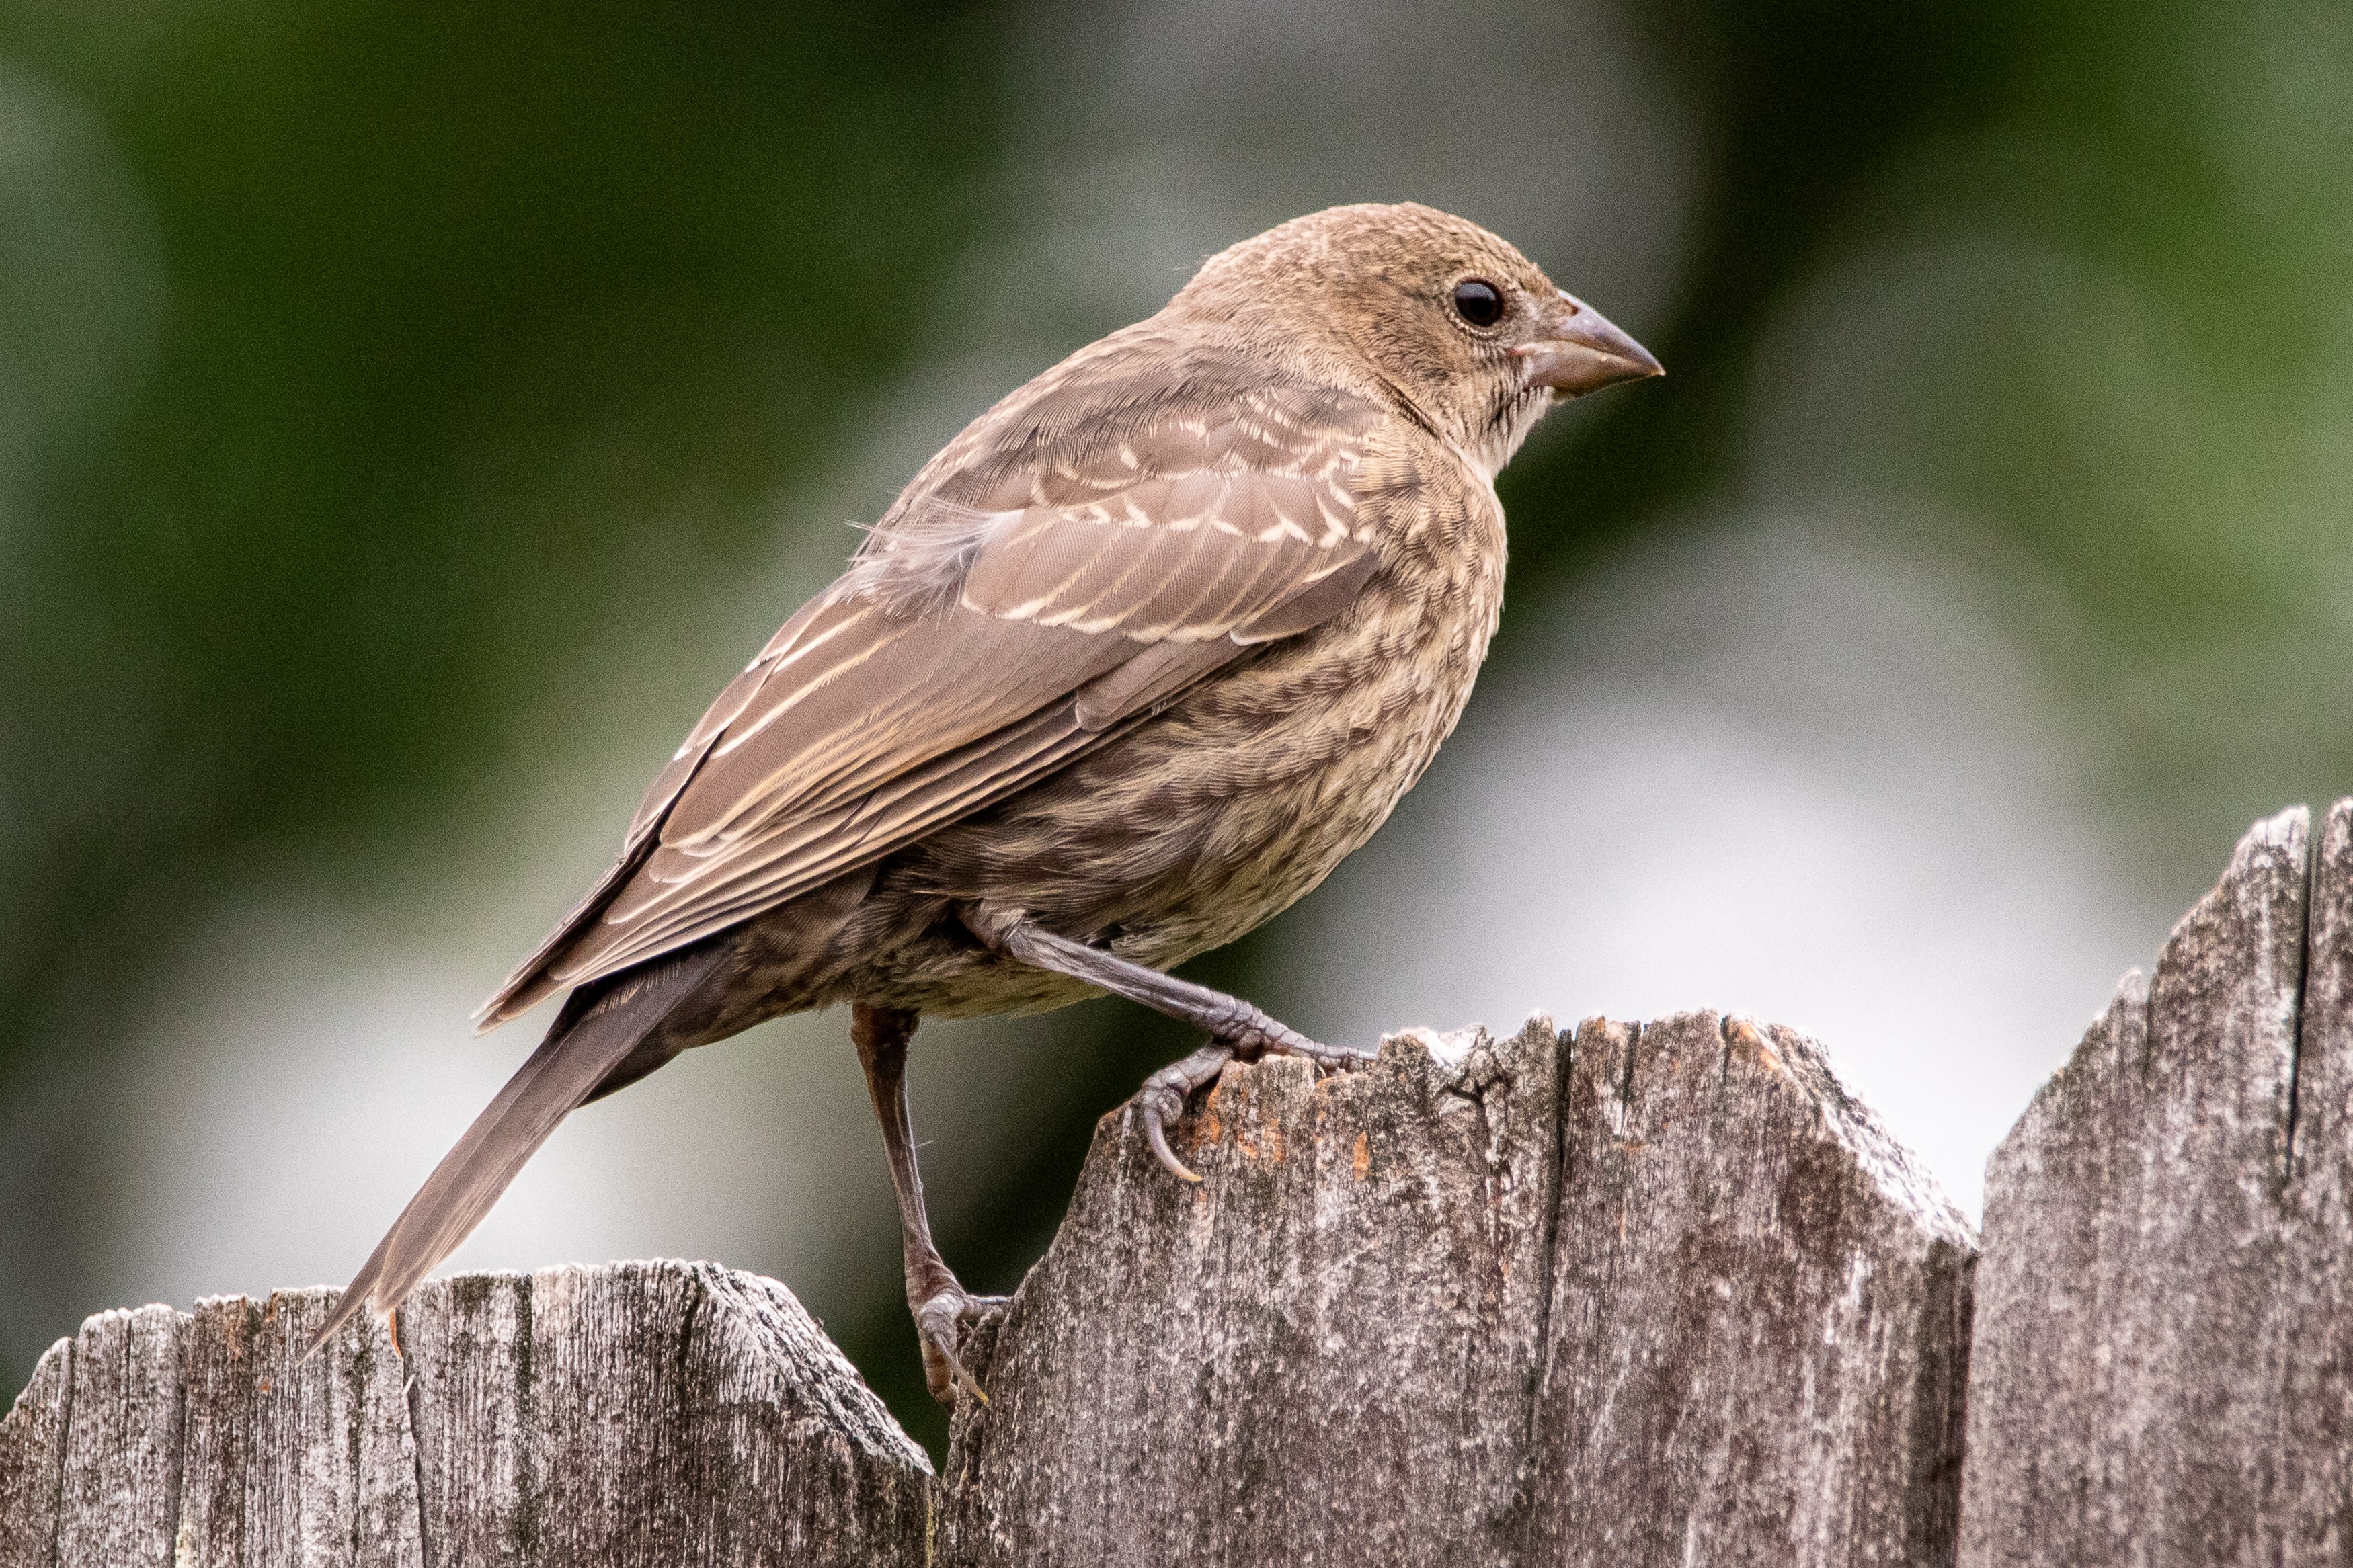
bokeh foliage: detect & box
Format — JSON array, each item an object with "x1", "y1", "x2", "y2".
[{"x1": 1, "y1": 1, "x2": 1001, "y2": 1085}]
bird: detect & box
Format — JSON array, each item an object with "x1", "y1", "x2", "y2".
[{"x1": 309, "y1": 202, "x2": 1662, "y2": 1402}]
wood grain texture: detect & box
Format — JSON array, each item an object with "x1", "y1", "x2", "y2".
[
  {"x1": 0, "y1": 1263, "x2": 927, "y2": 1568},
  {"x1": 0, "y1": 1339, "x2": 70, "y2": 1568},
  {"x1": 175, "y1": 1289, "x2": 422, "y2": 1568},
  {"x1": 57, "y1": 1303, "x2": 184, "y2": 1568},
  {"x1": 939, "y1": 1011, "x2": 1977, "y2": 1567},
  {"x1": 943, "y1": 1016, "x2": 1567, "y2": 1566},
  {"x1": 398, "y1": 1260, "x2": 932, "y2": 1567},
  {"x1": 1531, "y1": 1013, "x2": 1977, "y2": 1567},
  {"x1": 1960, "y1": 802, "x2": 2353, "y2": 1566}
]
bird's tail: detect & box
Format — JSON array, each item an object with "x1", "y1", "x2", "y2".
[{"x1": 306, "y1": 944, "x2": 722, "y2": 1356}]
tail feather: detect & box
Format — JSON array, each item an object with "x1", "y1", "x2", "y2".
[{"x1": 307, "y1": 946, "x2": 722, "y2": 1356}]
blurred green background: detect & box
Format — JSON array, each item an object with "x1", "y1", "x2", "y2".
[{"x1": 3, "y1": 0, "x2": 2348, "y2": 1456}]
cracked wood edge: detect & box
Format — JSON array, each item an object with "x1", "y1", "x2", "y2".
[
  {"x1": 58, "y1": 1305, "x2": 185, "y2": 1568},
  {"x1": 0, "y1": 1261, "x2": 930, "y2": 1568},
  {"x1": 941, "y1": 1009, "x2": 1976, "y2": 1568},
  {"x1": 0, "y1": 1338, "x2": 71, "y2": 1568},
  {"x1": 1531, "y1": 1012, "x2": 1976, "y2": 1568},
  {"x1": 1961, "y1": 800, "x2": 2353, "y2": 1566},
  {"x1": 399, "y1": 1260, "x2": 932, "y2": 1566}
]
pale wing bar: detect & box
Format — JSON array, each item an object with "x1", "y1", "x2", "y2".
[{"x1": 478, "y1": 415, "x2": 1380, "y2": 1024}]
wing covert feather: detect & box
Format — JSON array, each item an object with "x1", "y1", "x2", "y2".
[{"x1": 477, "y1": 372, "x2": 1390, "y2": 1025}]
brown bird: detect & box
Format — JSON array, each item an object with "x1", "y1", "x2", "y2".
[{"x1": 311, "y1": 202, "x2": 1661, "y2": 1401}]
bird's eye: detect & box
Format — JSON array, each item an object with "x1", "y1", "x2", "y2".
[{"x1": 1451, "y1": 278, "x2": 1505, "y2": 328}]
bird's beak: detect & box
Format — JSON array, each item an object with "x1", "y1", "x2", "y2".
[{"x1": 1518, "y1": 292, "x2": 1663, "y2": 397}]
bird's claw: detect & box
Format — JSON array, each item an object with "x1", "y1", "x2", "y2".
[
  {"x1": 1135, "y1": 1041, "x2": 1232, "y2": 1182},
  {"x1": 1139, "y1": 1080, "x2": 1203, "y2": 1182},
  {"x1": 915, "y1": 1288, "x2": 1003, "y2": 1407},
  {"x1": 1132, "y1": 1034, "x2": 1376, "y2": 1184}
]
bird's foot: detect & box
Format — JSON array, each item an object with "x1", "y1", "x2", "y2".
[
  {"x1": 1135, "y1": 1032, "x2": 1377, "y2": 1182},
  {"x1": 914, "y1": 1284, "x2": 1008, "y2": 1407},
  {"x1": 1136, "y1": 1040, "x2": 1235, "y2": 1182},
  {"x1": 1270, "y1": 1036, "x2": 1378, "y2": 1074}
]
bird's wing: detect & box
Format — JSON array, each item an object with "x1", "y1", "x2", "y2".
[{"x1": 477, "y1": 380, "x2": 1384, "y2": 1025}]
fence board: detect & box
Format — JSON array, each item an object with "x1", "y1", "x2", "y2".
[
  {"x1": 1531, "y1": 1012, "x2": 1975, "y2": 1566},
  {"x1": 0, "y1": 1339, "x2": 70, "y2": 1568},
  {"x1": 1960, "y1": 804, "x2": 2353, "y2": 1565},
  {"x1": 56, "y1": 1305, "x2": 183, "y2": 1568},
  {"x1": 1, "y1": 1262, "x2": 929, "y2": 1568},
  {"x1": 942, "y1": 1011, "x2": 1976, "y2": 1567}
]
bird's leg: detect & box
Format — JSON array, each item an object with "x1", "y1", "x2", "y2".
[
  {"x1": 967, "y1": 911, "x2": 1367, "y2": 1069},
  {"x1": 962, "y1": 909, "x2": 1375, "y2": 1180},
  {"x1": 850, "y1": 1003, "x2": 1005, "y2": 1405}
]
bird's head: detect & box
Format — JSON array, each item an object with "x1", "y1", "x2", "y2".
[{"x1": 1173, "y1": 202, "x2": 1662, "y2": 478}]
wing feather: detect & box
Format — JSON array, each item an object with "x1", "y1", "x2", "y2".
[{"x1": 476, "y1": 362, "x2": 1390, "y2": 1026}]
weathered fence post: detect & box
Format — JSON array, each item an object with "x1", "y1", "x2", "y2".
[
  {"x1": 941, "y1": 1012, "x2": 1974, "y2": 1565},
  {"x1": 1, "y1": 1263, "x2": 933, "y2": 1568},
  {"x1": 1960, "y1": 802, "x2": 2353, "y2": 1565},
  {"x1": 12, "y1": 798, "x2": 2353, "y2": 1565},
  {"x1": 1530, "y1": 1014, "x2": 1974, "y2": 1565}
]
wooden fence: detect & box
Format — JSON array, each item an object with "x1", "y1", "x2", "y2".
[{"x1": 5, "y1": 800, "x2": 2350, "y2": 1566}]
